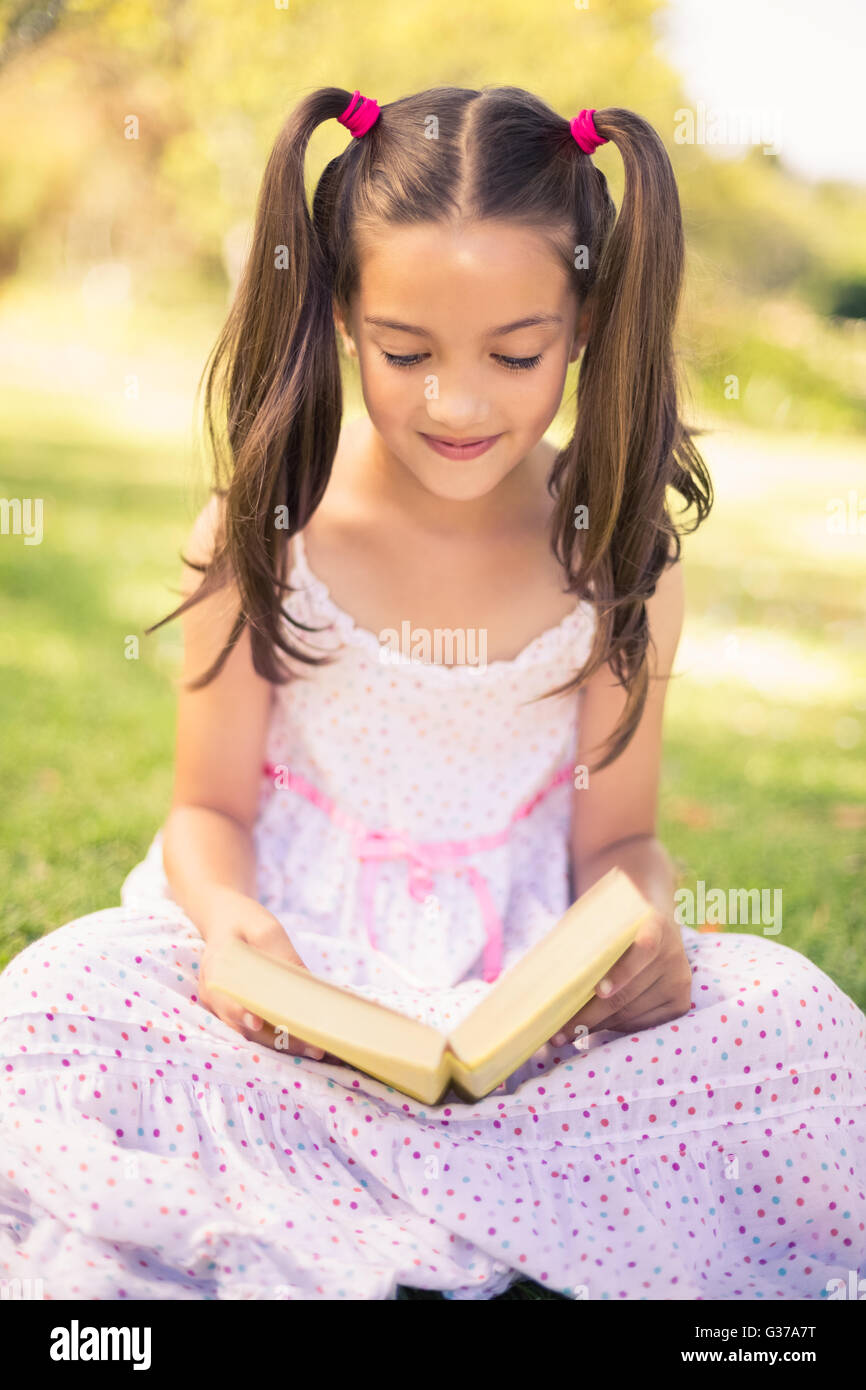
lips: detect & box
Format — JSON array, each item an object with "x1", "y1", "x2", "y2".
[
  {"x1": 421, "y1": 433, "x2": 502, "y2": 460},
  {"x1": 429, "y1": 436, "x2": 488, "y2": 446}
]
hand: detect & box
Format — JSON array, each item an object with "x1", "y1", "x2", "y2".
[
  {"x1": 548, "y1": 908, "x2": 693, "y2": 1046},
  {"x1": 198, "y1": 888, "x2": 340, "y2": 1062}
]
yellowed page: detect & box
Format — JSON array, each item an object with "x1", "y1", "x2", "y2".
[
  {"x1": 207, "y1": 939, "x2": 450, "y2": 1103},
  {"x1": 447, "y1": 869, "x2": 655, "y2": 1098}
]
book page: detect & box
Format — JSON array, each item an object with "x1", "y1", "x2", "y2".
[
  {"x1": 447, "y1": 869, "x2": 655, "y2": 1095},
  {"x1": 207, "y1": 939, "x2": 449, "y2": 1087}
]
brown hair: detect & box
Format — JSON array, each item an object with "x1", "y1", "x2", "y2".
[{"x1": 146, "y1": 84, "x2": 712, "y2": 772}]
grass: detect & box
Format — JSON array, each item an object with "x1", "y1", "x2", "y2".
[{"x1": 1, "y1": 334, "x2": 864, "y2": 1301}]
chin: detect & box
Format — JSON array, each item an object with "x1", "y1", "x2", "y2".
[
  {"x1": 393, "y1": 435, "x2": 520, "y2": 501},
  {"x1": 411, "y1": 464, "x2": 513, "y2": 503}
]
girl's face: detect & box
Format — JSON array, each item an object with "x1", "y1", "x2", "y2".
[{"x1": 335, "y1": 220, "x2": 587, "y2": 504}]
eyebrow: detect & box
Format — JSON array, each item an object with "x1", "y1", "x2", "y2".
[{"x1": 363, "y1": 313, "x2": 563, "y2": 337}]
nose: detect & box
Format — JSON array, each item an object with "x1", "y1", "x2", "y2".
[{"x1": 423, "y1": 375, "x2": 491, "y2": 435}]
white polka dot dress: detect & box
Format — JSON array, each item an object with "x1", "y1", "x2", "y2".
[{"x1": 1, "y1": 531, "x2": 864, "y2": 1300}]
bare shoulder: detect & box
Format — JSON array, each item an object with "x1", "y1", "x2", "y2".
[{"x1": 574, "y1": 533, "x2": 684, "y2": 702}]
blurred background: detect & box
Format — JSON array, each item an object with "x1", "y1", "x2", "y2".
[{"x1": 1, "y1": 0, "x2": 864, "y2": 1006}]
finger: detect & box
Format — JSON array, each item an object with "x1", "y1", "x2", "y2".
[
  {"x1": 566, "y1": 967, "x2": 668, "y2": 1034},
  {"x1": 598, "y1": 974, "x2": 673, "y2": 1029},
  {"x1": 226, "y1": 1008, "x2": 266, "y2": 1042},
  {"x1": 199, "y1": 989, "x2": 248, "y2": 1035},
  {"x1": 634, "y1": 910, "x2": 666, "y2": 954},
  {"x1": 549, "y1": 1022, "x2": 591, "y2": 1051},
  {"x1": 201, "y1": 990, "x2": 275, "y2": 1045},
  {"x1": 246, "y1": 1023, "x2": 325, "y2": 1060},
  {"x1": 553, "y1": 961, "x2": 661, "y2": 1045},
  {"x1": 593, "y1": 915, "x2": 666, "y2": 1000},
  {"x1": 213, "y1": 999, "x2": 333, "y2": 1061},
  {"x1": 267, "y1": 1022, "x2": 326, "y2": 1060},
  {"x1": 604, "y1": 974, "x2": 693, "y2": 1031},
  {"x1": 603, "y1": 998, "x2": 691, "y2": 1033},
  {"x1": 200, "y1": 955, "x2": 273, "y2": 1036},
  {"x1": 201, "y1": 938, "x2": 321, "y2": 1055}
]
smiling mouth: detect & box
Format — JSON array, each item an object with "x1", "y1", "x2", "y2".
[
  {"x1": 420, "y1": 433, "x2": 503, "y2": 459},
  {"x1": 425, "y1": 435, "x2": 495, "y2": 445}
]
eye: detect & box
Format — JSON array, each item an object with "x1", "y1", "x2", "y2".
[
  {"x1": 379, "y1": 350, "x2": 543, "y2": 371},
  {"x1": 494, "y1": 353, "x2": 543, "y2": 371},
  {"x1": 379, "y1": 350, "x2": 426, "y2": 368}
]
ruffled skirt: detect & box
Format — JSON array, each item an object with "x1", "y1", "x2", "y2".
[{"x1": 1, "y1": 905, "x2": 864, "y2": 1300}]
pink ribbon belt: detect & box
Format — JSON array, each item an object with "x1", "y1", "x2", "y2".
[{"x1": 261, "y1": 759, "x2": 573, "y2": 983}]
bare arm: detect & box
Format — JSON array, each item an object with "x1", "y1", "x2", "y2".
[
  {"x1": 571, "y1": 552, "x2": 685, "y2": 906},
  {"x1": 162, "y1": 807, "x2": 260, "y2": 940},
  {"x1": 574, "y1": 833, "x2": 676, "y2": 926},
  {"x1": 555, "y1": 553, "x2": 691, "y2": 1038},
  {"x1": 159, "y1": 497, "x2": 324, "y2": 1057},
  {"x1": 160, "y1": 493, "x2": 275, "y2": 939}
]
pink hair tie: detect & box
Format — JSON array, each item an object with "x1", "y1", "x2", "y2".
[
  {"x1": 337, "y1": 89, "x2": 380, "y2": 138},
  {"x1": 570, "y1": 108, "x2": 608, "y2": 155}
]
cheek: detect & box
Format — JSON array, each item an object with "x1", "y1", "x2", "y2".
[
  {"x1": 357, "y1": 355, "x2": 413, "y2": 417},
  {"x1": 545, "y1": 350, "x2": 576, "y2": 414},
  {"x1": 543, "y1": 347, "x2": 573, "y2": 397},
  {"x1": 512, "y1": 363, "x2": 568, "y2": 432},
  {"x1": 498, "y1": 343, "x2": 570, "y2": 411}
]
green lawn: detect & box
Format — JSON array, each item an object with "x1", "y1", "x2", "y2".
[{"x1": 1, "y1": 374, "x2": 864, "y2": 1302}]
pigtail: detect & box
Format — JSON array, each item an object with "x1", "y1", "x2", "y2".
[
  {"x1": 146, "y1": 88, "x2": 363, "y2": 687},
  {"x1": 547, "y1": 107, "x2": 713, "y2": 771}
]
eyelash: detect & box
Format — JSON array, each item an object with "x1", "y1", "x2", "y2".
[{"x1": 379, "y1": 350, "x2": 543, "y2": 373}]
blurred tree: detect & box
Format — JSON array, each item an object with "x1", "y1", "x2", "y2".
[
  {"x1": 0, "y1": 0, "x2": 75, "y2": 70},
  {"x1": 829, "y1": 278, "x2": 866, "y2": 321},
  {"x1": 0, "y1": 0, "x2": 863, "y2": 428}
]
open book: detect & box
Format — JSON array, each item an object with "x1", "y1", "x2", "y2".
[{"x1": 207, "y1": 867, "x2": 655, "y2": 1105}]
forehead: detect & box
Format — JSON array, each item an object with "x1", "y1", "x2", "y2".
[{"x1": 353, "y1": 220, "x2": 574, "y2": 324}]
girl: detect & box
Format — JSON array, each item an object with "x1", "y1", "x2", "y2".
[{"x1": 1, "y1": 85, "x2": 864, "y2": 1303}]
